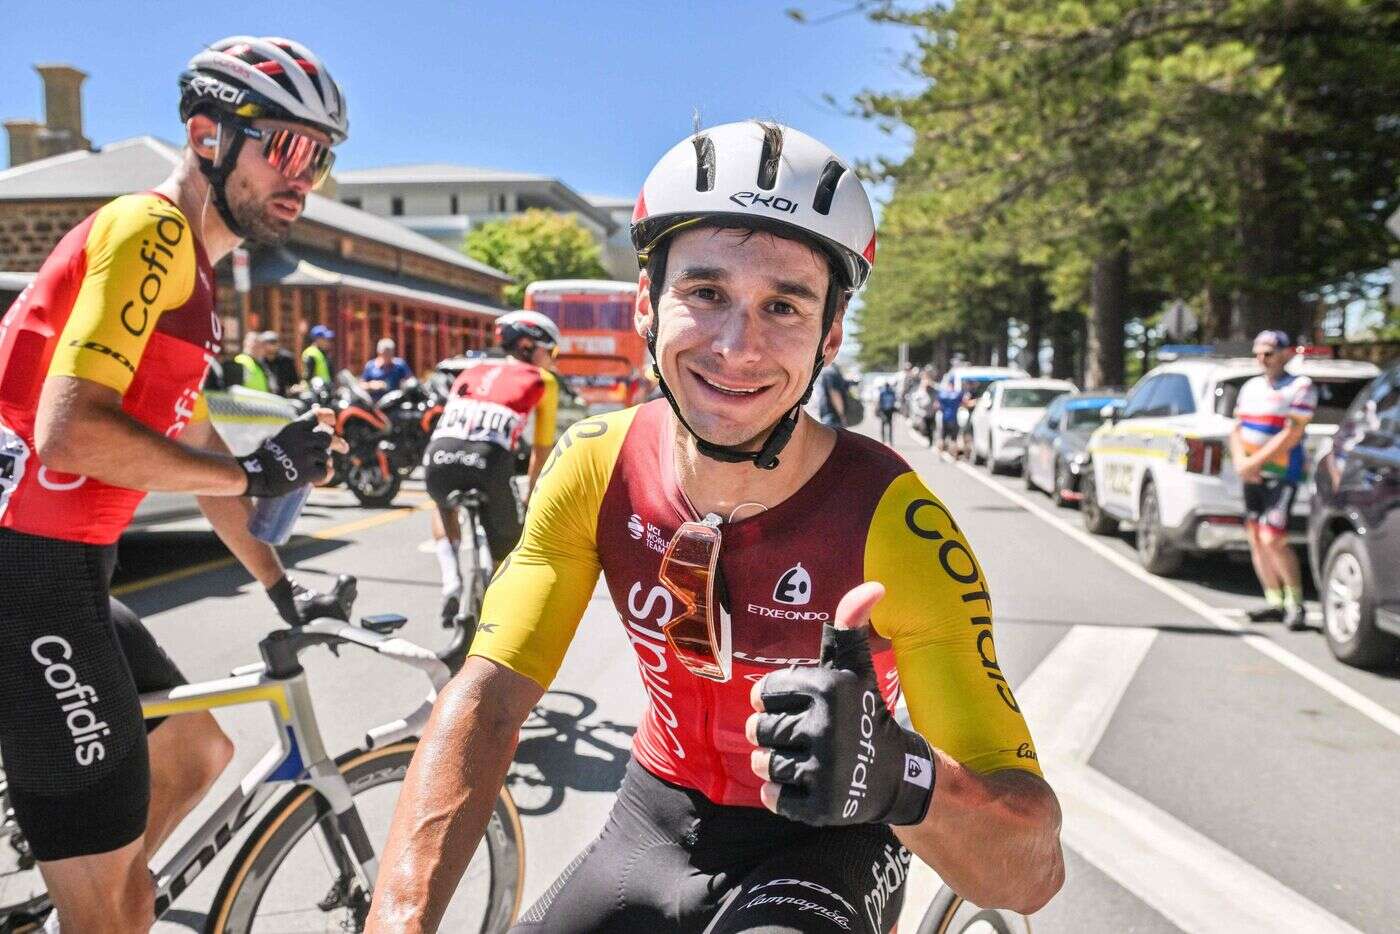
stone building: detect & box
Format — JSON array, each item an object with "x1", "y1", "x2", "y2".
[
  {"x1": 4, "y1": 64, "x2": 92, "y2": 169},
  {"x1": 0, "y1": 137, "x2": 514, "y2": 377}
]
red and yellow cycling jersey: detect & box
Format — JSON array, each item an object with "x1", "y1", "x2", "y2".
[
  {"x1": 0, "y1": 193, "x2": 218, "y2": 544},
  {"x1": 472, "y1": 401, "x2": 1040, "y2": 808},
  {"x1": 431, "y1": 356, "x2": 559, "y2": 452}
]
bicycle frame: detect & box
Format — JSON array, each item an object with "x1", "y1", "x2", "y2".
[{"x1": 140, "y1": 619, "x2": 451, "y2": 917}]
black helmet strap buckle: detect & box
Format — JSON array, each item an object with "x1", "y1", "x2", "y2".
[{"x1": 645, "y1": 240, "x2": 842, "y2": 471}]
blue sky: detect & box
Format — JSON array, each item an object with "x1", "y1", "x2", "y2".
[{"x1": 1, "y1": 1, "x2": 920, "y2": 202}]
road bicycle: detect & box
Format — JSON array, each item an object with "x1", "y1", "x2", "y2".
[
  {"x1": 0, "y1": 576, "x2": 523, "y2": 933},
  {"x1": 913, "y1": 890, "x2": 1030, "y2": 933},
  {"x1": 442, "y1": 486, "x2": 505, "y2": 638}
]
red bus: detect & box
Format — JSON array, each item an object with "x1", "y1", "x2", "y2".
[{"x1": 522, "y1": 279, "x2": 654, "y2": 411}]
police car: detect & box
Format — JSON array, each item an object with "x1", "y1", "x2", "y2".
[{"x1": 1082, "y1": 350, "x2": 1379, "y2": 574}]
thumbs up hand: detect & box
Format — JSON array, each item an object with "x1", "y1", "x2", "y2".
[{"x1": 746, "y1": 581, "x2": 936, "y2": 827}]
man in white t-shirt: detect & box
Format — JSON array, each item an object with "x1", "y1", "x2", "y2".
[{"x1": 1228, "y1": 330, "x2": 1318, "y2": 631}]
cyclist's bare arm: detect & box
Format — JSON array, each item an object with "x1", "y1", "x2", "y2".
[
  {"x1": 183, "y1": 417, "x2": 288, "y2": 588},
  {"x1": 525, "y1": 444, "x2": 548, "y2": 499},
  {"x1": 368, "y1": 657, "x2": 543, "y2": 933},
  {"x1": 895, "y1": 763, "x2": 1063, "y2": 914},
  {"x1": 35, "y1": 375, "x2": 246, "y2": 494}
]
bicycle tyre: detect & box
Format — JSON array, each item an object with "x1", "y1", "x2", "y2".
[
  {"x1": 206, "y1": 741, "x2": 524, "y2": 933},
  {"x1": 915, "y1": 886, "x2": 1030, "y2": 934}
]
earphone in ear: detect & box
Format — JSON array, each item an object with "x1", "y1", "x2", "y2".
[{"x1": 201, "y1": 137, "x2": 217, "y2": 147}]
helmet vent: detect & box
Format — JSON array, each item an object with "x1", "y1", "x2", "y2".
[
  {"x1": 693, "y1": 136, "x2": 716, "y2": 192},
  {"x1": 756, "y1": 123, "x2": 784, "y2": 191},
  {"x1": 812, "y1": 159, "x2": 846, "y2": 216}
]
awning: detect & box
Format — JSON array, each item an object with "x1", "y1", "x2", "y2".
[{"x1": 252, "y1": 249, "x2": 505, "y2": 319}]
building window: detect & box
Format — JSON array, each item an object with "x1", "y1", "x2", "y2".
[
  {"x1": 497, "y1": 193, "x2": 507, "y2": 212},
  {"x1": 450, "y1": 194, "x2": 459, "y2": 215},
  {"x1": 391, "y1": 196, "x2": 404, "y2": 216},
  {"x1": 342, "y1": 197, "x2": 362, "y2": 210}
]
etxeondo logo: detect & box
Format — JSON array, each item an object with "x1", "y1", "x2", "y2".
[{"x1": 773, "y1": 562, "x2": 812, "y2": 606}]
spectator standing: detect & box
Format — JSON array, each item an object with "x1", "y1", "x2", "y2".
[
  {"x1": 263, "y1": 331, "x2": 300, "y2": 397},
  {"x1": 362, "y1": 337, "x2": 412, "y2": 401},
  {"x1": 302, "y1": 325, "x2": 336, "y2": 384},
  {"x1": 815, "y1": 360, "x2": 849, "y2": 428},
  {"x1": 231, "y1": 331, "x2": 276, "y2": 394},
  {"x1": 908, "y1": 370, "x2": 937, "y2": 447},
  {"x1": 876, "y1": 380, "x2": 898, "y2": 444},
  {"x1": 1230, "y1": 330, "x2": 1317, "y2": 631},
  {"x1": 937, "y1": 374, "x2": 969, "y2": 461}
]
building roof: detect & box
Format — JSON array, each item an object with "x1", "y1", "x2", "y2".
[
  {"x1": 255, "y1": 248, "x2": 505, "y2": 318},
  {"x1": 585, "y1": 193, "x2": 636, "y2": 211},
  {"x1": 336, "y1": 161, "x2": 616, "y2": 233},
  {"x1": 336, "y1": 163, "x2": 553, "y2": 184},
  {"x1": 0, "y1": 137, "x2": 511, "y2": 283}
]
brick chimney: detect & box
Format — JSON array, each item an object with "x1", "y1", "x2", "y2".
[
  {"x1": 4, "y1": 119, "x2": 41, "y2": 167},
  {"x1": 34, "y1": 64, "x2": 90, "y2": 155}
]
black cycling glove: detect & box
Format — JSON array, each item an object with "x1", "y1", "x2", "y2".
[
  {"x1": 266, "y1": 576, "x2": 351, "y2": 626},
  {"x1": 238, "y1": 411, "x2": 332, "y2": 498},
  {"x1": 754, "y1": 624, "x2": 936, "y2": 827}
]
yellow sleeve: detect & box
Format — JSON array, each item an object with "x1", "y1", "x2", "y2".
[
  {"x1": 532, "y1": 368, "x2": 560, "y2": 449},
  {"x1": 47, "y1": 195, "x2": 197, "y2": 394},
  {"x1": 471, "y1": 406, "x2": 635, "y2": 689},
  {"x1": 865, "y1": 471, "x2": 1041, "y2": 776}
]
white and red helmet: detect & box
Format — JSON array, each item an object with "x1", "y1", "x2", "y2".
[
  {"x1": 630, "y1": 121, "x2": 876, "y2": 290},
  {"x1": 496, "y1": 310, "x2": 561, "y2": 350},
  {"x1": 179, "y1": 36, "x2": 348, "y2": 143}
]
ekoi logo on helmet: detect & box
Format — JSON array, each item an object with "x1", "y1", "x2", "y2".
[{"x1": 728, "y1": 191, "x2": 800, "y2": 215}]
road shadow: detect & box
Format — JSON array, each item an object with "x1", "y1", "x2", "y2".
[
  {"x1": 159, "y1": 909, "x2": 204, "y2": 931},
  {"x1": 506, "y1": 690, "x2": 636, "y2": 817},
  {"x1": 115, "y1": 531, "x2": 349, "y2": 618}
]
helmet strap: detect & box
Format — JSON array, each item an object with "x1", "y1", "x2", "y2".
[
  {"x1": 194, "y1": 117, "x2": 250, "y2": 240},
  {"x1": 645, "y1": 241, "x2": 843, "y2": 471}
]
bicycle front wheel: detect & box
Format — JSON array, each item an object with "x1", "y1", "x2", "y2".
[{"x1": 206, "y1": 741, "x2": 524, "y2": 933}]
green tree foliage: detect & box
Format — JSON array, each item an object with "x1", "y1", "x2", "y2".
[
  {"x1": 464, "y1": 209, "x2": 608, "y2": 307},
  {"x1": 840, "y1": 0, "x2": 1400, "y2": 383}
]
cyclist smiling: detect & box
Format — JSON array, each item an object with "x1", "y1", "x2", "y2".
[
  {"x1": 371, "y1": 121, "x2": 1063, "y2": 933},
  {"x1": 0, "y1": 36, "x2": 347, "y2": 932}
]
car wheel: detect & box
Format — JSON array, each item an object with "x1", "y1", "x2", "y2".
[
  {"x1": 1321, "y1": 533, "x2": 1398, "y2": 669},
  {"x1": 1136, "y1": 481, "x2": 1184, "y2": 575},
  {"x1": 988, "y1": 438, "x2": 1004, "y2": 474},
  {"x1": 1023, "y1": 456, "x2": 1037, "y2": 490},
  {"x1": 1052, "y1": 460, "x2": 1074, "y2": 507},
  {"x1": 1080, "y1": 471, "x2": 1119, "y2": 535}
]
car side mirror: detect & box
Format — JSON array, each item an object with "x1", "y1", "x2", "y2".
[{"x1": 1102, "y1": 402, "x2": 1121, "y2": 425}]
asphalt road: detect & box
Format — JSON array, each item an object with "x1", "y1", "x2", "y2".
[{"x1": 113, "y1": 414, "x2": 1400, "y2": 933}]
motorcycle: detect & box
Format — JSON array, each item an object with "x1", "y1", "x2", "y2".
[{"x1": 374, "y1": 378, "x2": 445, "y2": 480}]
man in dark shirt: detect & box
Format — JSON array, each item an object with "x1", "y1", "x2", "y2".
[
  {"x1": 816, "y1": 361, "x2": 848, "y2": 428},
  {"x1": 263, "y1": 331, "x2": 301, "y2": 397}
]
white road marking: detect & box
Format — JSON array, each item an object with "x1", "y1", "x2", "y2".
[
  {"x1": 1017, "y1": 626, "x2": 1361, "y2": 933},
  {"x1": 898, "y1": 455, "x2": 1375, "y2": 931},
  {"x1": 953, "y1": 462, "x2": 1400, "y2": 740}
]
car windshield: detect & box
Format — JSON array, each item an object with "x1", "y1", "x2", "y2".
[
  {"x1": 1002, "y1": 387, "x2": 1065, "y2": 408},
  {"x1": 1066, "y1": 405, "x2": 1112, "y2": 429},
  {"x1": 961, "y1": 377, "x2": 1001, "y2": 400},
  {"x1": 1214, "y1": 376, "x2": 1370, "y2": 426}
]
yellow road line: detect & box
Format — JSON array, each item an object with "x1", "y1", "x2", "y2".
[{"x1": 112, "y1": 498, "x2": 432, "y2": 596}]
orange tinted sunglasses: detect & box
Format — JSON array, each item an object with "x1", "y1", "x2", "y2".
[{"x1": 657, "y1": 516, "x2": 732, "y2": 682}]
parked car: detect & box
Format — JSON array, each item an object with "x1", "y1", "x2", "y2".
[
  {"x1": 1024, "y1": 391, "x2": 1125, "y2": 505},
  {"x1": 970, "y1": 378, "x2": 1077, "y2": 473},
  {"x1": 1084, "y1": 353, "x2": 1379, "y2": 575},
  {"x1": 1308, "y1": 359, "x2": 1400, "y2": 668}
]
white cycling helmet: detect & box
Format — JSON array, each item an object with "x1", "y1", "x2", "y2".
[
  {"x1": 496, "y1": 310, "x2": 561, "y2": 350},
  {"x1": 631, "y1": 121, "x2": 876, "y2": 290},
  {"x1": 180, "y1": 36, "x2": 348, "y2": 142}
]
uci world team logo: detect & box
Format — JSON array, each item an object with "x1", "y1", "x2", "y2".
[
  {"x1": 628, "y1": 513, "x2": 645, "y2": 540},
  {"x1": 773, "y1": 563, "x2": 813, "y2": 606}
]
